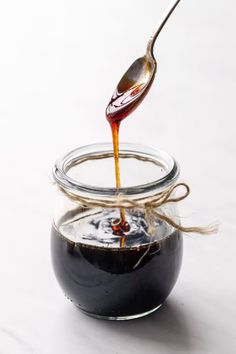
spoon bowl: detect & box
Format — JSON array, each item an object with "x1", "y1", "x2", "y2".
[
  {"x1": 106, "y1": 55, "x2": 156, "y2": 123},
  {"x1": 106, "y1": 0, "x2": 181, "y2": 124}
]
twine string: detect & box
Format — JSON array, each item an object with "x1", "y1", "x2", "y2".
[{"x1": 58, "y1": 182, "x2": 218, "y2": 236}]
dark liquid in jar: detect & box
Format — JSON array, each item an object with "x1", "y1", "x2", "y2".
[{"x1": 51, "y1": 211, "x2": 183, "y2": 318}]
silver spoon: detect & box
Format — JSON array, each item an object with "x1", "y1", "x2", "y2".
[{"x1": 106, "y1": 0, "x2": 182, "y2": 123}]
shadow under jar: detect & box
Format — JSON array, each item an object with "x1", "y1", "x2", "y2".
[{"x1": 51, "y1": 143, "x2": 183, "y2": 320}]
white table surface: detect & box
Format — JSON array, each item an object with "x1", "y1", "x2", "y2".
[{"x1": 0, "y1": 0, "x2": 236, "y2": 353}]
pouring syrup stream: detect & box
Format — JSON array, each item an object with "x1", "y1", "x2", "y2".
[{"x1": 106, "y1": 0, "x2": 182, "y2": 246}]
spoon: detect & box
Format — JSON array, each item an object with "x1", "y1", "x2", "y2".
[{"x1": 106, "y1": 0, "x2": 182, "y2": 123}]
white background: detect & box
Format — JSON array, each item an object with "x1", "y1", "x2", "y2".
[{"x1": 0, "y1": 0, "x2": 236, "y2": 353}]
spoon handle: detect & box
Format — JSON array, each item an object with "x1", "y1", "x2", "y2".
[{"x1": 147, "y1": 0, "x2": 181, "y2": 57}]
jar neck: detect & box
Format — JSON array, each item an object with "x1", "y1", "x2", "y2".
[{"x1": 53, "y1": 143, "x2": 180, "y2": 201}]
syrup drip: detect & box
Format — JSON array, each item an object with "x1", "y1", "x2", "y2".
[
  {"x1": 106, "y1": 79, "x2": 150, "y2": 247},
  {"x1": 110, "y1": 121, "x2": 129, "y2": 247}
]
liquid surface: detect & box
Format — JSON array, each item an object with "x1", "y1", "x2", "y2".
[
  {"x1": 51, "y1": 210, "x2": 183, "y2": 318},
  {"x1": 59, "y1": 208, "x2": 170, "y2": 248}
]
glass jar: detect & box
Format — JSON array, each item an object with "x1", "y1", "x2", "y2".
[{"x1": 51, "y1": 143, "x2": 183, "y2": 320}]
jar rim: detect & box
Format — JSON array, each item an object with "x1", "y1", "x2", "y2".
[{"x1": 53, "y1": 142, "x2": 180, "y2": 199}]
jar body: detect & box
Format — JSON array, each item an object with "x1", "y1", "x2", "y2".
[
  {"x1": 51, "y1": 220, "x2": 182, "y2": 319},
  {"x1": 51, "y1": 143, "x2": 183, "y2": 320}
]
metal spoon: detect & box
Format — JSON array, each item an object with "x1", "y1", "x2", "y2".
[{"x1": 106, "y1": 0, "x2": 182, "y2": 123}]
